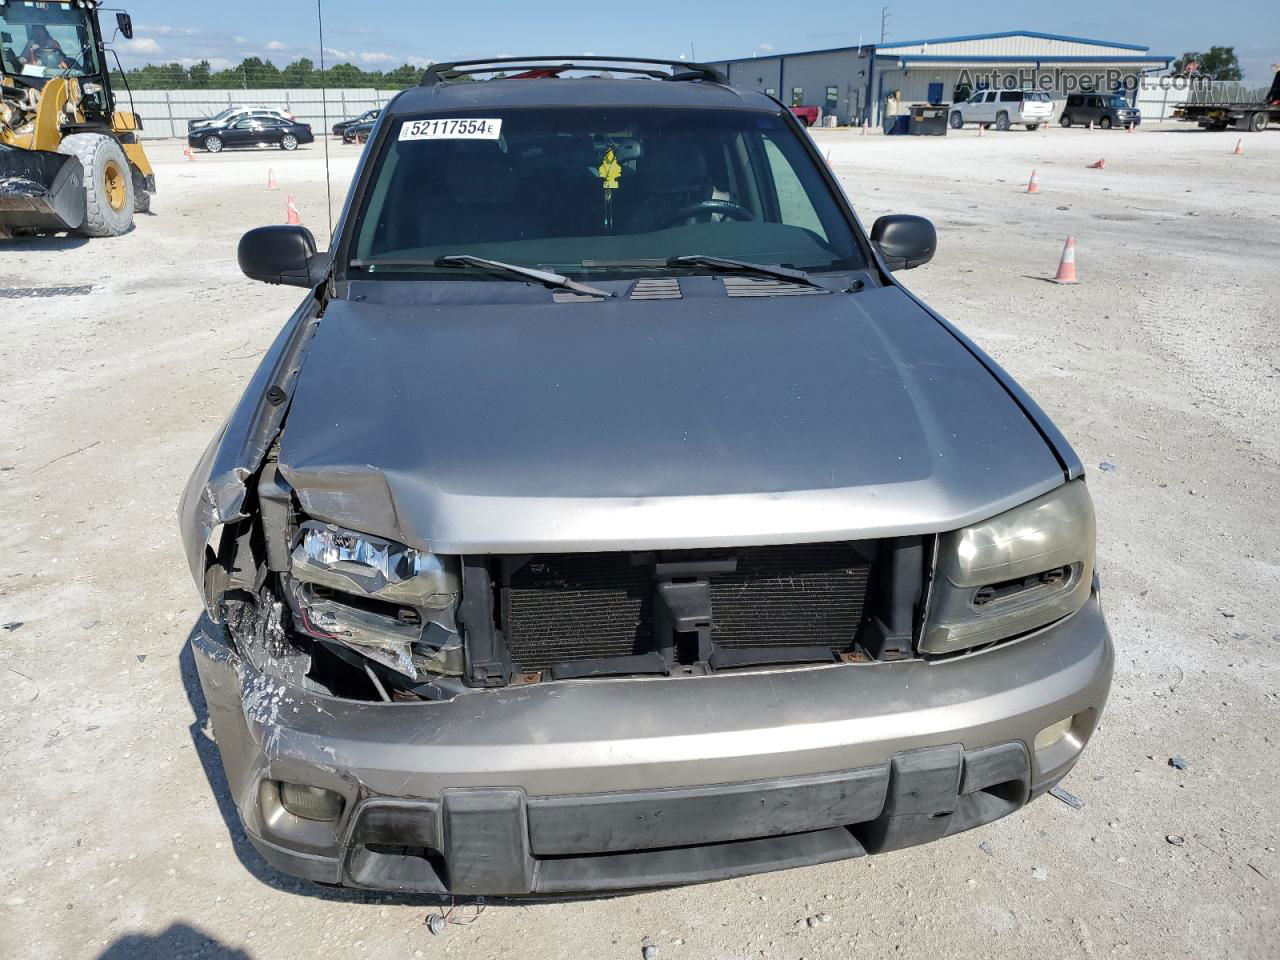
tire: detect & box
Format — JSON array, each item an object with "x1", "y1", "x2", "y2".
[
  {"x1": 204, "y1": 135, "x2": 223, "y2": 153},
  {"x1": 1249, "y1": 112, "x2": 1268, "y2": 132},
  {"x1": 131, "y1": 167, "x2": 151, "y2": 214},
  {"x1": 1100, "y1": 116, "x2": 1113, "y2": 130},
  {"x1": 1026, "y1": 123, "x2": 1040, "y2": 131},
  {"x1": 995, "y1": 111, "x2": 1010, "y2": 131},
  {"x1": 280, "y1": 134, "x2": 299, "y2": 151},
  {"x1": 1060, "y1": 114, "x2": 1073, "y2": 128},
  {"x1": 56, "y1": 133, "x2": 134, "y2": 237},
  {"x1": 949, "y1": 111, "x2": 964, "y2": 129}
]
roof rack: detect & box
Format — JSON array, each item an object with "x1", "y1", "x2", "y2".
[{"x1": 421, "y1": 56, "x2": 727, "y2": 86}]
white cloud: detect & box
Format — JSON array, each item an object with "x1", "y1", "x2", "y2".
[
  {"x1": 232, "y1": 36, "x2": 247, "y2": 44},
  {"x1": 179, "y1": 56, "x2": 234, "y2": 70},
  {"x1": 406, "y1": 56, "x2": 434, "y2": 68},
  {"x1": 265, "y1": 40, "x2": 287, "y2": 52},
  {"x1": 137, "y1": 24, "x2": 199, "y2": 37},
  {"x1": 756, "y1": 43, "x2": 774, "y2": 53},
  {"x1": 323, "y1": 46, "x2": 355, "y2": 61},
  {"x1": 358, "y1": 51, "x2": 395, "y2": 64},
  {"x1": 120, "y1": 37, "x2": 162, "y2": 55}
]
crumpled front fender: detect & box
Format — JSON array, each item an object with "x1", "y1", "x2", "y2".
[{"x1": 178, "y1": 295, "x2": 323, "y2": 616}]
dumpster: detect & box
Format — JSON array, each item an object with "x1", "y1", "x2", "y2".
[
  {"x1": 908, "y1": 104, "x2": 949, "y2": 136},
  {"x1": 885, "y1": 114, "x2": 911, "y2": 135}
]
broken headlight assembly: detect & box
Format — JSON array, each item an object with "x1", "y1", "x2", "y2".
[
  {"x1": 287, "y1": 521, "x2": 462, "y2": 680},
  {"x1": 921, "y1": 479, "x2": 1095, "y2": 655}
]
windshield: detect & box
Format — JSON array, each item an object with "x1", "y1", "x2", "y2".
[
  {"x1": 0, "y1": 1, "x2": 101, "y2": 79},
  {"x1": 350, "y1": 106, "x2": 865, "y2": 278}
]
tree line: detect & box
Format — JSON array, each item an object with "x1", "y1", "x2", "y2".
[{"x1": 109, "y1": 57, "x2": 427, "y2": 90}]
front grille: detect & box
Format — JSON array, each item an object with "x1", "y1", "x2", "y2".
[
  {"x1": 499, "y1": 543, "x2": 871, "y2": 671},
  {"x1": 710, "y1": 545, "x2": 870, "y2": 648},
  {"x1": 502, "y1": 554, "x2": 654, "y2": 671}
]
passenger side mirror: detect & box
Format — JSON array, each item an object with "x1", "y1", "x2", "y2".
[
  {"x1": 115, "y1": 13, "x2": 134, "y2": 40},
  {"x1": 238, "y1": 225, "x2": 328, "y2": 287},
  {"x1": 870, "y1": 214, "x2": 936, "y2": 271}
]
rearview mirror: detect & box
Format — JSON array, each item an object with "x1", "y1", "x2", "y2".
[
  {"x1": 870, "y1": 214, "x2": 936, "y2": 271},
  {"x1": 238, "y1": 225, "x2": 327, "y2": 287},
  {"x1": 115, "y1": 13, "x2": 134, "y2": 40}
]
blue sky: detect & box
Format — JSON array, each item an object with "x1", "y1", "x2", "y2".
[{"x1": 113, "y1": 0, "x2": 1279, "y2": 82}]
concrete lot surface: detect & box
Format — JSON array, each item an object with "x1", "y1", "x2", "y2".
[{"x1": 1, "y1": 124, "x2": 1278, "y2": 959}]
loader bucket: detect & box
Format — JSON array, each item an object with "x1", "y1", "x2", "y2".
[{"x1": 0, "y1": 144, "x2": 86, "y2": 233}]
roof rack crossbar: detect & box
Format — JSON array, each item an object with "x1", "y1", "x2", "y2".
[{"x1": 421, "y1": 56, "x2": 727, "y2": 86}]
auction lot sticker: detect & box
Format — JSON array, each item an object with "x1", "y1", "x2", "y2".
[{"x1": 399, "y1": 118, "x2": 503, "y2": 140}]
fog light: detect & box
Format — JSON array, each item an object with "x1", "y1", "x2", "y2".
[
  {"x1": 1034, "y1": 716, "x2": 1074, "y2": 752},
  {"x1": 278, "y1": 782, "x2": 344, "y2": 822}
]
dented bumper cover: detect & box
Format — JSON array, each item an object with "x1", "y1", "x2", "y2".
[{"x1": 193, "y1": 591, "x2": 1113, "y2": 895}]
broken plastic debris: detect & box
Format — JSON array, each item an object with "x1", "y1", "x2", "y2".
[
  {"x1": 1169, "y1": 756, "x2": 1189, "y2": 770},
  {"x1": 1098, "y1": 461, "x2": 1116, "y2": 472},
  {"x1": 978, "y1": 841, "x2": 994, "y2": 856},
  {"x1": 1049, "y1": 785, "x2": 1085, "y2": 810},
  {"x1": 2, "y1": 622, "x2": 22, "y2": 631},
  {"x1": 1031, "y1": 865, "x2": 1048, "y2": 880},
  {"x1": 1166, "y1": 834, "x2": 1185, "y2": 846},
  {"x1": 641, "y1": 940, "x2": 658, "y2": 960}
]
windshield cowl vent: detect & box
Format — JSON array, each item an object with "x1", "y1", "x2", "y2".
[
  {"x1": 629, "y1": 278, "x2": 682, "y2": 301},
  {"x1": 722, "y1": 276, "x2": 830, "y2": 297}
]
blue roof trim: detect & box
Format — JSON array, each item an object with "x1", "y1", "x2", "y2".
[
  {"x1": 892, "y1": 54, "x2": 1172, "y2": 64},
  {"x1": 878, "y1": 30, "x2": 1148, "y2": 52}
]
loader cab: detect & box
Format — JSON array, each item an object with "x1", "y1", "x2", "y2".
[{"x1": 0, "y1": 0, "x2": 115, "y2": 120}]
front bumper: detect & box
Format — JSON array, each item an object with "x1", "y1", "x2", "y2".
[{"x1": 192, "y1": 592, "x2": 1113, "y2": 894}]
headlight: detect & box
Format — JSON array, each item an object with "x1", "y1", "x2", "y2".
[
  {"x1": 289, "y1": 522, "x2": 462, "y2": 679},
  {"x1": 292, "y1": 521, "x2": 458, "y2": 608},
  {"x1": 921, "y1": 480, "x2": 1095, "y2": 655}
]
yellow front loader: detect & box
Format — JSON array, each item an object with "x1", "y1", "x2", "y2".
[{"x1": 0, "y1": 0, "x2": 153, "y2": 237}]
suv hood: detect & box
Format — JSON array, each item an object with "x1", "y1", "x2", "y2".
[{"x1": 277, "y1": 282, "x2": 1064, "y2": 552}]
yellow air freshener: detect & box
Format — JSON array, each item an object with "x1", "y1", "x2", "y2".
[{"x1": 597, "y1": 148, "x2": 622, "y2": 189}]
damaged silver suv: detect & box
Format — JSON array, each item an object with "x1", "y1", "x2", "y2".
[{"x1": 181, "y1": 57, "x2": 1113, "y2": 896}]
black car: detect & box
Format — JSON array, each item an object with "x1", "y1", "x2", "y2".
[
  {"x1": 342, "y1": 117, "x2": 376, "y2": 144},
  {"x1": 332, "y1": 108, "x2": 380, "y2": 137},
  {"x1": 1060, "y1": 93, "x2": 1141, "y2": 129},
  {"x1": 188, "y1": 113, "x2": 315, "y2": 153}
]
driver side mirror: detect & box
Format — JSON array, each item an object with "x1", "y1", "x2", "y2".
[
  {"x1": 115, "y1": 13, "x2": 134, "y2": 40},
  {"x1": 870, "y1": 214, "x2": 936, "y2": 271},
  {"x1": 238, "y1": 225, "x2": 329, "y2": 288}
]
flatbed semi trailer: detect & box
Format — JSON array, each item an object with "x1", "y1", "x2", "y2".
[{"x1": 1173, "y1": 68, "x2": 1280, "y2": 132}]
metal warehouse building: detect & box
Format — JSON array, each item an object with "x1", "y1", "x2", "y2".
[{"x1": 709, "y1": 31, "x2": 1173, "y2": 126}]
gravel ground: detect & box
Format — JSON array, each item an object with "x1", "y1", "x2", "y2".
[{"x1": 2, "y1": 124, "x2": 1277, "y2": 960}]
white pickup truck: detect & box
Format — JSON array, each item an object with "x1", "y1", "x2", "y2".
[{"x1": 949, "y1": 90, "x2": 1055, "y2": 131}]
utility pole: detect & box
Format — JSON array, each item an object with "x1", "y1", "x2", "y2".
[{"x1": 880, "y1": 6, "x2": 890, "y2": 45}]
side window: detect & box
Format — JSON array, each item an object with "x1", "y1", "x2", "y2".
[
  {"x1": 761, "y1": 134, "x2": 827, "y2": 240},
  {"x1": 999, "y1": 91, "x2": 1021, "y2": 102},
  {"x1": 232, "y1": 118, "x2": 255, "y2": 129},
  {"x1": 984, "y1": 91, "x2": 997, "y2": 103},
  {"x1": 790, "y1": 87, "x2": 804, "y2": 107}
]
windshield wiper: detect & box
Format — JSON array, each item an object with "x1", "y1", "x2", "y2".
[
  {"x1": 583, "y1": 255, "x2": 829, "y2": 290},
  {"x1": 350, "y1": 254, "x2": 613, "y2": 298}
]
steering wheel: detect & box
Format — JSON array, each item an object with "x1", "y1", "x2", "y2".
[{"x1": 662, "y1": 199, "x2": 756, "y2": 228}]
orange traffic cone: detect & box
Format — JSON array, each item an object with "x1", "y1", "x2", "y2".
[
  {"x1": 1127, "y1": 122, "x2": 1135, "y2": 133},
  {"x1": 1050, "y1": 236, "x2": 1079, "y2": 284},
  {"x1": 183, "y1": 144, "x2": 194, "y2": 161},
  {"x1": 861, "y1": 120, "x2": 868, "y2": 135},
  {"x1": 286, "y1": 194, "x2": 301, "y2": 226},
  {"x1": 1088, "y1": 158, "x2": 1106, "y2": 169},
  {"x1": 825, "y1": 149, "x2": 832, "y2": 165},
  {"x1": 1027, "y1": 169, "x2": 1040, "y2": 193},
  {"x1": 266, "y1": 168, "x2": 279, "y2": 191},
  {"x1": 1233, "y1": 138, "x2": 1243, "y2": 155},
  {"x1": 977, "y1": 123, "x2": 984, "y2": 137},
  {"x1": 1088, "y1": 120, "x2": 1094, "y2": 130}
]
